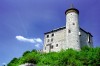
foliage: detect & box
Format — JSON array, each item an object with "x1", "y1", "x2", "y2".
[
  {"x1": 22, "y1": 51, "x2": 30, "y2": 56},
  {"x1": 8, "y1": 47, "x2": 100, "y2": 66}
]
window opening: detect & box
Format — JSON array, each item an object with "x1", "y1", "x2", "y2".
[
  {"x1": 68, "y1": 29, "x2": 71, "y2": 33},
  {"x1": 45, "y1": 47, "x2": 46, "y2": 50},
  {"x1": 47, "y1": 35, "x2": 49, "y2": 38},
  {"x1": 50, "y1": 45, "x2": 53, "y2": 49},
  {"x1": 51, "y1": 33, "x2": 54, "y2": 37},
  {"x1": 88, "y1": 35, "x2": 91, "y2": 43},
  {"x1": 73, "y1": 23, "x2": 75, "y2": 25},
  {"x1": 47, "y1": 39, "x2": 49, "y2": 42},
  {"x1": 56, "y1": 44, "x2": 58, "y2": 47},
  {"x1": 51, "y1": 38, "x2": 53, "y2": 42}
]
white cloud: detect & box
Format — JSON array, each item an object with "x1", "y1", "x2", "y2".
[
  {"x1": 16, "y1": 36, "x2": 43, "y2": 48},
  {"x1": 34, "y1": 38, "x2": 42, "y2": 43},
  {"x1": 35, "y1": 44, "x2": 40, "y2": 48},
  {"x1": 16, "y1": 36, "x2": 35, "y2": 43}
]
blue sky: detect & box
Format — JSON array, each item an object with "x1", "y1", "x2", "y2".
[{"x1": 0, "y1": 0, "x2": 100, "y2": 65}]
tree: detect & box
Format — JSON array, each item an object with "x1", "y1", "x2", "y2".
[
  {"x1": 31, "y1": 49, "x2": 37, "y2": 53},
  {"x1": 8, "y1": 47, "x2": 100, "y2": 66},
  {"x1": 22, "y1": 51, "x2": 30, "y2": 56},
  {"x1": 7, "y1": 58, "x2": 19, "y2": 66}
]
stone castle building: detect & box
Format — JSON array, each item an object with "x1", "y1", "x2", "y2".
[{"x1": 43, "y1": 6, "x2": 93, "y2": 53}]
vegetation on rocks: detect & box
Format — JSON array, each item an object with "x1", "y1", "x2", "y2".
[{"x1": 8, "y1": 46, "x2": 100, "y2": 66}]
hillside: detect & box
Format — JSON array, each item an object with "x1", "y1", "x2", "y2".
[{"x1": 8, "y1": 46, "x2": 100, "y2": 66}]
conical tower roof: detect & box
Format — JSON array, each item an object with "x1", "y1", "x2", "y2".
[{"x1": 65, "y1": 4, "x2": 79, "y2": 14}]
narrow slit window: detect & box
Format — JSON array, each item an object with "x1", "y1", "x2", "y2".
[
  {"x1": 79, "y1": 32, "x2": 81, "y2": 36},
  {"x1": 88, "y1": 35, "x2": 91, "y2": 43},
  {"x1": 68, "y1": 29, "x2": 71, "y2": 33}
]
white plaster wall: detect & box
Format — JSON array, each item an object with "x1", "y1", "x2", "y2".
[
  {"x1": 43, "y1": 28, "x2": 66, "y2": 53},
  {"x1": 66, "y1": 12, "x2": 80, "y2": 50},
  {"x1": 43, "y1": 27, "x2": 93, "y2": 53}
]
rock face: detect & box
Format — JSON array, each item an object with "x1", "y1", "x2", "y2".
[{"x1": 19, "y1": 63, "x2": 36, "y2": 66}]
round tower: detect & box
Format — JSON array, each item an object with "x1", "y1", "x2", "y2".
[{"x1": 65, "y1": 5, "x2": 80, "y2": 50}]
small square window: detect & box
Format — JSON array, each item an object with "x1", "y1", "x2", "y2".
[
  {"x1": 73, "y1": 23, "x2": 75, "y2": 25},
  {"x1": 47, "y1": 35, "x2": 49, "y2": 38},
  {"x1": 51, "y1": 34, "x2": 54, "y2": 37},
  {"x1": 68, "y1": 29, "x2": 71, "y2": 33},
  {"x1": 56, "y1": 44, "x2": 58, "y2": 47}
]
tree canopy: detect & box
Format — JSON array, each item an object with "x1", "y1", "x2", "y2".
[{"x1": 8, "y1": 46, "x2": 100, "y2": 66}]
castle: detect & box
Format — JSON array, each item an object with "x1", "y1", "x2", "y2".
[{"x1": 43, "y1": 5, "x2": 93, "y2": 53}]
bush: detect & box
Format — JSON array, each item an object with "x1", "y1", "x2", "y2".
[{"x1": 8, "y1": 46, "x2": 100, "y2": 66}]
